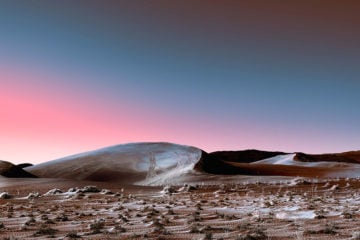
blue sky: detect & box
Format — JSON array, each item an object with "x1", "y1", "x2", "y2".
[{"x1": 1, "y1": 1, "x2": 360, "y2": 163}]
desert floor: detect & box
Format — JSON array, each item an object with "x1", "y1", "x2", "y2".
[{"x1": 1, "y1": 178, "x2": 360, "y2": 239}]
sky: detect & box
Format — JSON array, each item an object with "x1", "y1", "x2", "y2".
[{"x1": 1, "y1": 0, "x2": 360, "y2": 164}]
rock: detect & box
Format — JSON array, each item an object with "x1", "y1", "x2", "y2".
[
  {"x1": 44, "y1": 189, "x2": 63, "y2": 195},
  {"x1": 178, "y1": 184, "x2": 197, "y2": 192},
  {"x1": 79, "y1": 186, "x2": 100, "y2": 193},
  {"x1": 100, "y1": 189, "x2": 113, "y2": 195},
  {"x1": 67, "y1": 188, "x2": 78, "y2": 193},
  {"x1": 161, "y1": 185, "x2": 176, "y2": 195},
  {"x1": 0, "y1": 192, "x2": 12, "y2": 199},
  {"x1": 27, "y1": 192, "x2": 41, "y2": 199}
]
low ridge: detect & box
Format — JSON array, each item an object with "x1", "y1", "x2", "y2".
[
  {"x1": 294, "y1": 151, "x2": 360, "y2": 164},
  {"x1": 195, "y1": 150, "x2": 360, "y2": 178}
]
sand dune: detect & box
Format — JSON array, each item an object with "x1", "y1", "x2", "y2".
[
  {"x1": 26, "y1": 142, "x2": 202, "y2": 185},
  {"x1": 195, "y1": 150, "x2": 360, "y2": 178},
  {"x1": 252, "y1": 153, "x2": 357, "y2": 168},
  {"x1": 295, "y1": 151, "x2": 360, "y2": 164},
  {"x1": 205, "y1": 150, "x2": 288, "y2": 163},
  {"x1": 0, "y1": 160, "x2": 36, "y2": 178},
  {"x1": 18, "y1": 142, "x2": 360, "y2": 186},
  {"x1": 227, "y1": 162, "x2": 359, "y2": 178}
]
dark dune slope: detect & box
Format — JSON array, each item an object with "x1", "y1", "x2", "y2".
[
  {"x1": 208, "y1": 150, "x2": 287, "y2": 163},
  {"x1": 194, "y1": 150, "x2": 287, "y2": 174},
  {"x1": 0, "y1": 160, "x2": 37, "y2": 178}
]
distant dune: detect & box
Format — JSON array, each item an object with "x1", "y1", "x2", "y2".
[
  {"x1": 194, "y1": 150, "x2": 288, "y2": 174},
  {"x1": 195, "y1": 150, "x2": 360, "y2": 178},
  {"x1": 224, "y1": 162, "x2": 347, "y2": 178},
  {"x1": 18, "y1": 142, "x2": 360, "y2": 185},
  {"x1": 294, "y1": 151, "x2": 360, "y2": 164},
  {"x1": 0, "y1": 160, "x2": 37, "y2": 178}
]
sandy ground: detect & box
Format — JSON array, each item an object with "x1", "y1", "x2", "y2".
[{"x1": 1, "y1": 178, "x2": 360, "y2": 239}]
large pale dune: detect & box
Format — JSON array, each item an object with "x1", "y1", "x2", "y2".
[{"x1": 25, "y1": 142, "x2": 203, "y2": 185}]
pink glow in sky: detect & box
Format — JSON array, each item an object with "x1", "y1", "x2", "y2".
[
  {"x1": 1, "y1": 69, "x2": 128, "y2": 162},
  {"x1": 0, "y1": 68, "x2": 254, "y2": 164},
  {"x1": 1, "y1": 66, "x2": 358, "y2": 164}
]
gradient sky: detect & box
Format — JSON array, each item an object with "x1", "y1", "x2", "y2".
[{"x1": 1, "y1": 0, "x2": 360, "y2": 164}]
